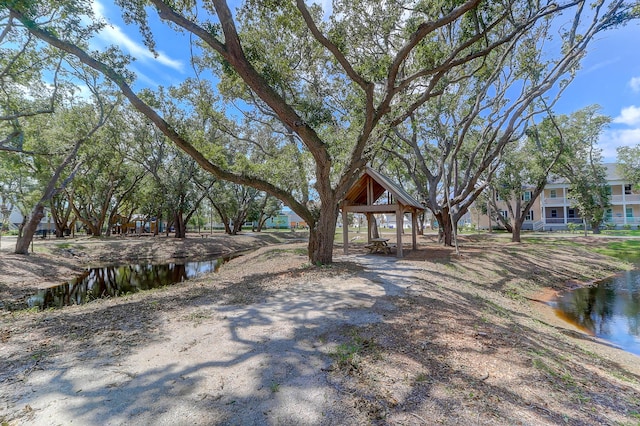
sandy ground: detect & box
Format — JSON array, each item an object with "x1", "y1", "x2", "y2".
[{"x1": 1, "y1": 231, "x2": 640, "y2": 425}]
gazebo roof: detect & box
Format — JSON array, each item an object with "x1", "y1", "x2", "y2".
[{"x1": 344, "y1": 166, "x2": 424, "y2": 210}]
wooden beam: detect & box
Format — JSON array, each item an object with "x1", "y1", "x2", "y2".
[
  {"x1": 342, "y1": 203, "x2": 349, "y2": 255},
  {"x1": 396, "y1": 207, "x2": 403, "y2": 258},
  {"x1": 412, "y1": 209, "x2": 418, "y2": 250},
  {"x1": 344, "y1": 204, "x2": 401, "y2": 213}
]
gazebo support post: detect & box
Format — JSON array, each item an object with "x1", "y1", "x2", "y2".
[
  {"x1": 412, "y1": 210, "x2": 418, "y2": 250},
  {"x1": 342, "y1": 203, "x2": 349, "y2": 254},
  {"x1": 396, "y1": 207, "x2": 403, "y2": 258}
]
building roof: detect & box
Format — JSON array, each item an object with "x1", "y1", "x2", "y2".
[
  {"x1": 343, "y1": 166, "x2": 424, "y2": 210},
  {"x1": 547, "y1": 163, "x2": 624, "y2": 185},
  {"x1": 604, "y1": 163, "x2": 623, "y2": 181}
]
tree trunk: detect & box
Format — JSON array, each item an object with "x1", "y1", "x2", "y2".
[
  {"x1": 223, "y1": 220, "x2": 232, "y2": 235},
  {"x1": 371, "y1": 216, "x2": 380, "y2": 239},
  {"x1": 436, "y1": 210, "x2": 454, "y2": 246},
  {"x1": 15, "y1": 138, "x2": 84, "y2": 252},
  {"x1": 256, "y1": 215, "x2": 266, "y2": 232},
  {"x1": 54, "y1": 225, "x2": 65, "y2": 238},
  {"x1": 174, "y1": 211, "x2": 186, "y2": 238},
  {"x1": 511, "y1": 220, "x2": 522, "y2": 243},
  {"x1": 50, "y1": 198, "x2": 71, "y2": 238},
  {"x1": 15, "y1": 204, "x2": 46, "y2": 254},
  {"x1": 230, "y1": 209, "x2": 248, "y2": 235},
  {"x1": 417, "y1": 212, "x2": 425, "y2": 235},
  {"x1": 503, "y1": 221, "x2": 513, "y2": 233},
  {"x1": 212, "y1": 204, "x2": 232, "y2": 234},
  {"x1": 105, "y1": 210, "x2": 116, "y2": 237},
  {"x1": 154, "y1": 211, "x2": 161, "y2": 236},
  {"x1": 85, "y1": 219, "x2": 102, "y2": 237},
  {"x1": 308, "y1": 202, "x2": 338, "y2": 265},
  {"x1": 231, "y1": 221, "x2": 241, "y2": 235}
]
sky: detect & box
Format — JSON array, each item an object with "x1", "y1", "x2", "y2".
[{"x1": 89, "y1": 0, "x2": 640, "y2": 163}]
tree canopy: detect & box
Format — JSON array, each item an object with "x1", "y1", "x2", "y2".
[
  {"x1": 2, "y1": 0, "x2": 639, "y2": 261},
  {"x1": 617, "y1": 145, "x2": 640, "y2": 190}
]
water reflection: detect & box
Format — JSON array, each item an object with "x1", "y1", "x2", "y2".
[
  {"x1": 28, "y1": 258, "x2": 228, "y2": 310},
  {"x1": 553, "y1": 269, "x2": 640, "y2": 355}
]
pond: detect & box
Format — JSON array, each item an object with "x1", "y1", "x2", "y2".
[
  {"x1": 27, "y1": 254, "x2": 238, "y2": 310},
  {"x1": 552, "y1": 265, "x2": 640, "y2": 355}
]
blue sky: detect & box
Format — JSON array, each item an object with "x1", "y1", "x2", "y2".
[{"x1": 90, "y1": 0, "x2": 640, "y2": 162}]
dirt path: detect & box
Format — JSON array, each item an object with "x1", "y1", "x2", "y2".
[{"x1": 2, "y1": 233, "x2": 640, "y2": 425}]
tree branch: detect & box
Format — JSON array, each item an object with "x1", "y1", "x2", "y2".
[{"x1": 9, "y1": 6, "x2": 316, "y2": 226}]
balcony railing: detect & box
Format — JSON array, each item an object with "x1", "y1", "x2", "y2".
[
  {"x1": 542, "y1": 197, "x2": 568, "y2": 205},
  {"x1": 545, "y1": 218, "x2": 566, "y2": 224},
  {"x1": 544, "y1": 218, "x2": 583, "y2": 224},
  {"x1": 610, "y1": 194, "x2": 640, "y2": 204},
  {"x1": 543, "y1": 194, "x2": 640, "y2": 205},
  {"x1": 604, "y1": 216, "x2": 640, "y2": 225},
  {"x1": 539, "y1": 216, "x2": 640, "y2": 228}
]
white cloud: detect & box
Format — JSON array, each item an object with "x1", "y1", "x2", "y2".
[
  {"x1": 582, "y1": 58, "x2": 620, "y2": 75},
  {"x1": 613, "y1": 105, "x2": 640, "y2": 126},
  {"x1": 92, "y1": 0, "x2": 184, "y2": 73},
  {"x1": 600, "y1": 128, "x2": 640, "y2": 161},
  {"x1": 630, "y1": 77, "x2": 640, "y2": 93}
]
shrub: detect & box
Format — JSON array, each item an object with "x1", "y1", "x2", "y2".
[{"x1": 567, "y1": 223, "x2": 581, "y2": 233}]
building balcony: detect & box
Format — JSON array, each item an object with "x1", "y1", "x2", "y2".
[
  {"x1": 610, "y1": 194, "x2": 640, "y2": 204},
  {"x1": 542, "y1": 197, "x2": 568, "y2": 206}
]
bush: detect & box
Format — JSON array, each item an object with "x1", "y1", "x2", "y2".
[
  {"x1": 567, "y1": 223, "x2": 581, "y2": 233},
  {"x1": 462, "y1": 223, "x2": 476, "y2": 232}
]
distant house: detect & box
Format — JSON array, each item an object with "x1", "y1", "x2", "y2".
[
  {"x1": 541, "y1": 164, "x2": 639, "y2": 230},
  {"x1": 4, "y1": 206, "x2": 52, "y2": 233},
  {"x1": 474, "y1": 189, "x2": 542, "y2": 231},
  {"x1": 111, "y1": 214, "x2": 161, "y2": 235},
  {"x1": 377, "y1": 213, "x2": 411, "y2": 229},
  {"x1": 284, "y1": 210, "x2": 307, "y2": 229},
  {"x1": 474, "y1": 163, "x2": 640, "y2": 231},
  {"x1": 264, "y1": 214, "x2": 290, "y2": 229}
]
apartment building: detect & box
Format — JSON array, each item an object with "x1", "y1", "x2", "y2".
[{"x1": 475, "y1": 164, "x2": 640, "y2": 231}]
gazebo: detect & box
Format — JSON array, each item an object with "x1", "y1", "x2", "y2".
[{"x1": 341, "y1": 167, "x2": 424, "y2": 258}]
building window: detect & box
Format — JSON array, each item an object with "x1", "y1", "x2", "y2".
[
  {"x1": 567, "y1": 209, "x2": 575, "y2": 219},
  {"x1": 525, "y1": 210, "x2": 534, "y2": 221},
  {"x1": 500, "y1": 210, "x2": 508, "y2": 219},
  {"x1": 625, "y1": 184, "x2": 632, "y2": 195},
  {"x1": 550, "y1": 189, "x2": 557, "y2": 198},
  {"x1": 551, "y1": 209, "x2": 558, "y2": 218},
  {"x1": 605, "y1": 209, "x2": 613, "y2": 220},
  {"x1": 626, "y1": 207, "x2": 633, "y2": 218},
  {"x1": 522, "y1": 191, "x2": 532, "y2": 201}
]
